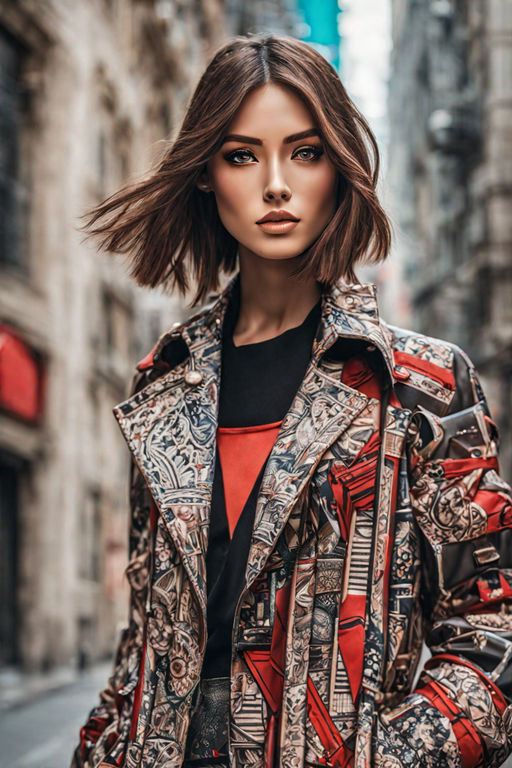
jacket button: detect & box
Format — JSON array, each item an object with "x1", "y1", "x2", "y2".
[{"x1": 184, "y1": 370, "x2": 203, "y2": 386}]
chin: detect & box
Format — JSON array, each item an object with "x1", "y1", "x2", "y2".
[
  {"x1": 250, "y1": 249, "x2": 303, "y2": 262},
  {"x1": 248, "y1": 238, "x2": 312, "y2": 262}
]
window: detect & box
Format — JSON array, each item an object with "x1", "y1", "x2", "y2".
[
  {"x1": 0, "y1": 26, "x2": 27, "y2": 269},
  {"x1": 102, "y1": 288, "x2": 132, "y2": 361},
  {"x1": 79, "y1": 490, "x2": 102, "y2": 582},
  {"x1": 0, "y1": 455, "x2": 21, "y2": 667}
]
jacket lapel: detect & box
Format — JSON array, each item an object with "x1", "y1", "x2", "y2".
[
  {"x1": 112, "y1": 274, "x2": 396, "y2": 610},
  {"x1": 243, "y1": 281, "x2": 392, "y2": 589},
  {"x1": 112, "y1": 294, "x2": 229, "y2": 616},
  {"x1": 244, "y1": 360, "x2": 381, "y2": 588}
]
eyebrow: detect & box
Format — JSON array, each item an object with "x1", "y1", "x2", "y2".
[{"x1": 221, "y1": 128, "x2": 321, "y2": 146}]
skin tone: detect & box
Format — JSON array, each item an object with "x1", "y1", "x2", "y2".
[{"x1": 196, "y1": 82, "x2": 339, "y2": 346}]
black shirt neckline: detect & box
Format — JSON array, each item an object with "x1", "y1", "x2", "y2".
[
  {"x1": 218, "y1": 284, "x2": 322, "y2": 428},
  {"x1": 226, "y1": 299, "x2": 322, "y2": 351},
  {"x1": 223, "y1": 279, "x2": 322, "y2": 352}
]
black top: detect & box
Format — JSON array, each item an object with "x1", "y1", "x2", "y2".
[
  {"x1": 218, "y1": 283, "x2": 322, "y2": 427},
  {"x1": 202, "y1": 284, "x2": 322, "y2": 679}
]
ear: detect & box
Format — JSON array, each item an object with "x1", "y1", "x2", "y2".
[{"x1": 196, "y1": 170, "x2": 213, "y2": 193}]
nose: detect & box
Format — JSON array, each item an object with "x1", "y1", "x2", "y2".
[{"x1": 263, "y1": 156, "x2": 291, "y2": 202}]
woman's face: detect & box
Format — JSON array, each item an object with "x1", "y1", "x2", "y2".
[{"x1": 202, "y1": 83, "x2": 339, "y2": 263}]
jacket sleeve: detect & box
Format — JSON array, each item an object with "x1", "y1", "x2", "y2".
[
  {"x1": 71, "y1": 374, "x2": 153, "y2": 768},
  {"x1": 379, "y1": 346, "x2": 512, "y2": 768}
]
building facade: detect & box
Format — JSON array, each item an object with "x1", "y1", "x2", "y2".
[
  {"x1": 387, "y1": 0, "x2": 512, "y2": 480},
  {"x1": 0, "y1": 0, "x2": 224, "y2": 675},
  {"x1": 0, "y1": 0, "x2": 352, "y2": 679},
  {"x1": 225, "y1": 0, "x2": 300, "y2": 36}
]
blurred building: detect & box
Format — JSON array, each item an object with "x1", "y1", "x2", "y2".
[
  {"x1": 225, "y1": 0, "x2": 300, "y2": 36},
  {"x1": 0, "y1": 0, "x2": 224, "y2": 675},
  {"x1": 0, "y1": 0, "x2": 389, "y2": 681},
  {"x1": 388, "y1": 0, "x2": 512, "y2": 480},
  {"x1": 337, "y1": 1, "x2": 397, "y2": 310}
]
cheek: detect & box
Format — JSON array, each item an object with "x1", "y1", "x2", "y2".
[
  {"x1": 308, "y1": 167, "x2": 338, "y2": 215},
  {"x1": 209, "y1": 164, "x2": 252, "y2": 218}
]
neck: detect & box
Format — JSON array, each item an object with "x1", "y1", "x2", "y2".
[{"x1": 233, "y1": 249, "x2": 321, "y2": 346}]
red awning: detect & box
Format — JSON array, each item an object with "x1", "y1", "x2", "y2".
[{"x1": 0, "y1": 325, "x2": 45, "y2": 423}]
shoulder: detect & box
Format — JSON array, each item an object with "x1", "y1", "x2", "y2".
[
  {"x1": 384, "y1": 323, "x2": 483, "y2": 415},
  {"x1": 129, "y1": 296, "x2": 221, "y2": 394}
]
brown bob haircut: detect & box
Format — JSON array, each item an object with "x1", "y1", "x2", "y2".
[{"x1": 83, "y1": 34, "x2": 391, "y2": 306}]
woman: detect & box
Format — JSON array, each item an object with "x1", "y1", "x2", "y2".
[{"x1": 71, "y1": 34, "x2": 512, "y2": 768}]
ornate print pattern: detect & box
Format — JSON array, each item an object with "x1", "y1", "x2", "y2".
[{"x1": 71, "y1": 274, "x2": 512, "y2": 768}]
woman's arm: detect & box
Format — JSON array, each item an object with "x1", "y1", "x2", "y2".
[{"x1": 379, "y1": 347, "x2": 512, "y2": 768}]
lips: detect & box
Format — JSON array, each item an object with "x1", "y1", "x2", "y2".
[{"x1": 256, "y1": 209, "x2": 299, "y2": 223}]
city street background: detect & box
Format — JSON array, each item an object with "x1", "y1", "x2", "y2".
[
  {"x1": 0, "y1": 663, "x2": 111, "y2": 768},
  {"x1": 1, "y1": 0, "x2": 510, "y2": 765}
]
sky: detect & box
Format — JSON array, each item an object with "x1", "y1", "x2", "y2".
[{"x1": 338, "y1": 0, "x2": 392, "y2": 176}]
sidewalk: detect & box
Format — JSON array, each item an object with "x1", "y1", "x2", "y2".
[
  {"x1": 0, "y1": 662, "x2": 112, "y2": 768},
  {"x1": 0, "y1": 660, "x2": 112, "y2": 712}
]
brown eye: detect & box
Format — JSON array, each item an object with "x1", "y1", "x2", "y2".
[
  {"x1": 293, "y1": 146, "x2": 323, "y2": 161},
  {"x1": 225, "y1": 149, "x2": 256, "y2": 164}
]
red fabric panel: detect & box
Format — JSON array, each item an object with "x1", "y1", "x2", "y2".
[
  {"x1": 337, "y1": 594, "x2": 366, "y2": 705},
  {"x1": 264, "y1": 713, "x2": 277, "y2": 768},
  {"x1": 393, "y1": 350, "x2": 456, "y2": 390},
  {"x1": 270, "y1": 579, "x2": 291, "y2": 677},
  {"x1": 341, "y1": 355, "x2": 382, "y2": 399},
  {"x1": 329, "y1": 430, "x2": 380, "y2": 540},
  {"x1": 244, "y1": 649, "x2": 282, "y2": 714},
  {"x1": 340, "y1": 353, "x2": 402, "y2": 406},
  {"x1": 476, "y1": 573, "x2": 512, "y2": 605},
  {"x1": 473, "y1": 488, "x2": 512, "y2": 533},
  {"x1": 217, "y1": 421, "x2": 282, "y2": 537},
  {"x1": 243, "y1": 579, "x2": 291, "y2": 720},
  {"x1": 136, "y1": 347, "x2": 157, "y2": 371},
  {"x1": 414, "y1": 680, "x2": 484, "y2": 768},
  {"x1": 307, "y1": 678, "x2": 352, "y2": 766}
]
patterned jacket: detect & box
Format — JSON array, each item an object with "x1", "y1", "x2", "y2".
[{"x1": 72, "y1": 273, "x2": 512, "y2": 768}]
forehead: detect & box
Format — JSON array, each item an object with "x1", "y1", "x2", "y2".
[{"x1": 227, "y1": 83, "x2": 316, "y2": 135}]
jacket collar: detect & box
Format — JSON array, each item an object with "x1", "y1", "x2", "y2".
[
  {"x1": 147, "y1": 271, "x2": 395, "y2": 387},
  {"x1": 114, "y1": 272, "x2": 398, "y2": 628}
]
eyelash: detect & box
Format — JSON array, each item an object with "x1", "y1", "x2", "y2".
[{"x1": 224, "y1": 145, "x2": 324, "y2": 164}]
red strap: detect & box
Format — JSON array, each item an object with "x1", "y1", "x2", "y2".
[
  {"x1": 307, "y1": 678, "x2": 352, "y2": 766},
  {"x1": 393, "y1": 350, "x2": 455, "y2": 390},
  {"x1": 439, "y1": 457, "x2": 498, "y2": 478},
  {"x1": 424, "y1": 655, "x2": 507, "y2": 714},
  {"x1": 264, "y1": 712, "x2": 277, "y2": 768}
]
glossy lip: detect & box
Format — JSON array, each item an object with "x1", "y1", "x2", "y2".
[
  {"x1": 257, "y1": 219, "x2": 299, "y2": 234},
  {"x1": 256, "y1": 209, "x2": 300, "y2": 223}
]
